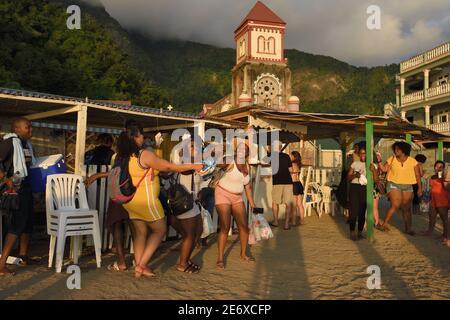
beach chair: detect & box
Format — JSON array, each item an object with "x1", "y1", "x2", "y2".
[
  {"x1": 318, "y1": 185, "x2": 336, "y2": 216},
  {"x1": 46, "y1": 174, "x2": 102, "y2": 273},
  {"x1": 304, "y1": 182, "x2": 322, "y2": 217},
  {"x1": 302, "y1": 166, "x2": 313, "y2": 208}
]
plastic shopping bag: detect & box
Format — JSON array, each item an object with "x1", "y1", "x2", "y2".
[
  {"x1": 248, "y1": 214, "x2": 260, "y2": 244},
  {"x1": 419, "y1": 200, "x2": 430, "y2": 213},
  {"x1": 200, "y1": 206, "x2": 214, "y2": 239},
  {"x1": 255, "y1": 214, "x2": 274, "y2": 240},
  {"x1": 248, "y1": 220, "x2": 257, "y2": 245}
]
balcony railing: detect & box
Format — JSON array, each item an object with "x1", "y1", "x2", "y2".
[
  {"x1": 427, "y1": 122, "x2": 450, "y2": 135},
  {"x1": 401, "y1": 83, "x2": 450, "y2": 106},
  {"x1": 427, "y1": 82, "x2": 450, "y2": 99},
  {"x1": 402, "y1": 91, "x2": 424, "y2": 105},
  {"x1": 400, "y1": 41, "x2": 450, "y2": 73},
  {"x1": 400, "y1": 55, "x2": 424, "y2": 73}
]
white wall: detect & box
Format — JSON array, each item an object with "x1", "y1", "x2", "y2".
[{"x1": 320, "y1": 150, "x2": 342, "y2": 168}]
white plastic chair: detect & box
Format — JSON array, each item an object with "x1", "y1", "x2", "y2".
[
  {"x1": 318, "y1": 185, "x2": 336, "y2": 216},
  {"x1": 46, "y1": 174, "x2": 102, "y2": 272},
  {"x1": 304, "y1": 182, "x2": 322, "y2": 217}
]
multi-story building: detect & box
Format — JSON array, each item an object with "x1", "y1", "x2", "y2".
[{"x1": 397, "y1": 41, "x2": 450, "y2": 134}]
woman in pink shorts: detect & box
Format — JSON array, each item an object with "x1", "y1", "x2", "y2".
[{"x1": 215, "y1": 143, "x2": 256, "y2": 269}]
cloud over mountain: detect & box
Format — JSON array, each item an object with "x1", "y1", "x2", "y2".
[{"x1": 98, "y1": 0, "x2": 450, "y2": 66}]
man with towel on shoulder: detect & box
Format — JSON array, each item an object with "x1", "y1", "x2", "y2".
[{"x1": 0, "y1": 117, "x2": 35, "y2": 276}]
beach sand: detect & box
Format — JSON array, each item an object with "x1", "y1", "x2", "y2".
[{"x1": 1, "y1": 206, "x2": 449, "y2": 300}]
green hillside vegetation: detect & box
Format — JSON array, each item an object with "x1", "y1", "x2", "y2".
[
  {"x1": 0, "y1": 0, "x2": 169, "y2": 107},
  {"x1": 0, "y1": 0, "x2": 398, "y2": 115}
]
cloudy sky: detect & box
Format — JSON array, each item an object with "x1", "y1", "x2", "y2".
[{"x1": 97, "y1": 0, "x2": 450, "y2": 67}]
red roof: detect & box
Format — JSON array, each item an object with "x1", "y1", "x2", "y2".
[{"x1": 235, "y1": 1, "x2": 286, "y2": 33}]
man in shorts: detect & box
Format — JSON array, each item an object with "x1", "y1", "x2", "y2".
[
  {"x1": 268, "y1": 145, "x2": 294, "y2": 230},
  {"x1": 0, "y1": 118, "x2": 35, "y2": 276}
]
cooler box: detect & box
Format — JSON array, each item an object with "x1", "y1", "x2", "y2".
[{"x1": 30, "y1": 154, "x2": 67, "y2": 193}]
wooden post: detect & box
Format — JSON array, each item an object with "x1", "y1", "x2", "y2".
[
  {"x1": 406, "y1": 133, "x2": 412, "y2": 145},
  {"x1": 341, "y1": 142, "x2": 347, "y2": 171},
  {"x1": 438, "y1": 141, "x2": 444, "y2": 161},
  {"x1": 318, "y1": 144, "x2": 322, "y2": 168},
  {"x1": 74, "y1": 105, "x2": 87, "y2": 175},
  {"x1": 339, "y1": 133, "x2": 354, "y2": 172},
  {"x1": 194, "y1": 121, "x2": 205, "y2": 140},
  {"x1": 365, "y1": 120, "x2": 375, "y2": 242}
]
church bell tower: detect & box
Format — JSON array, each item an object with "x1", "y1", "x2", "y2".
[{"x1": 232, "y1": 1, "x2": 296, "y2": 111}]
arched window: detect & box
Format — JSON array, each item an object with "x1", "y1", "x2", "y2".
[
  {"x1": 239, "y1": 39, "x2": 246, "y2": 57},
  {"x1": 258, "y1": 36, "x2": 265, "y2": 53},
  {"x1": 268, "y1": 37, "x2": 276, "y2": 54}
]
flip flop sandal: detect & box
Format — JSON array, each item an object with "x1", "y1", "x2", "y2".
[
  {"x1": 241, "y1": 256, "x2": 256, "y2": 263},
  {"x1": 18, "y1": 256, "x2": 28, "y2": 266},
  {"x1": 188, "y1": 261, "x2": 201, "y2": 271},
  {"x1": 216, "y1": 261, "x2": 225, "y2": 270},
  {"x1": 283, "y1": 226, "x2": 291, "y2": 230},
  {"x1": 177, "y1": 264, "x2": 199, "y2": 274},
  {"x1": 377, "y1": 225, "x2": 389, "y2": 232},
  {"x1": 0, "y1": 269, "x2": 16, "y2": 276},
  {"x1": 18, "y1": 256, "x2": 40, "y2": 266},
  {"x1": 135, "y1": 265, "x2": 156, "y2": 278},
  {"x1": 269, "y1": 222, "x2": 279, "y2": 228},
  {"x1": 107, "y1": 262, "x2": 127, "y2": 272}
]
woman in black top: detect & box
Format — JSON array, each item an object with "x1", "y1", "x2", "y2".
[{"x1": 290, "y1": 151, "x2": 305, "y2": 226}]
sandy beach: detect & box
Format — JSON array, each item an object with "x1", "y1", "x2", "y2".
[{"x1": 1, "y1": 202, "x2": 450, "y2": 300}]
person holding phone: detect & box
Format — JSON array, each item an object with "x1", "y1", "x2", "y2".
[
  {"x1": 84, "y1": 125, "x2": 166, "y2": 272},
  {"x1": 421, "y1": 161, "x2": 449, "y2": 245},
  {"x1": 347, "y1": 146, "x2": 367, "y2": 241},
  {"x1": 116, "y1": 121, "x2": 202, "y2": 278},
  {"x1": 413, "y1": 154, "x2": 427, "y2": 215}
]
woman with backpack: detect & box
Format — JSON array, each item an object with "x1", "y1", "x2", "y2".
[
  {"x1": 214, "y1": 142, "x2": 256, "y2": 269},
  {"x1": 117, "y1": 121, "x2": 203, "y2": 278},
  {"x1": 85, "y1": 122, "x2": 163, "y2": 273},
  {"x1": 167, "y1": 138, "x2": 205, "y2": 274}
]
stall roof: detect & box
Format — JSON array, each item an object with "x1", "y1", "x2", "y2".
[
  {"x1": 251, "y1": 109, "x2": 450, "y2": 141},
  {"x1": 2, "y1": 88, "x2": 447, "y2": 142},
  {"x1": 0, "y1": 87, "x2": 243, "y2": 130},
  {"x1": 211, "y1": 106, "x2": 450, "y2": 142}
]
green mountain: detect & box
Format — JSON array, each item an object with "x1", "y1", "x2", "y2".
[
  {"x1": 0, "y1": 0, "x2": 398, "y2": 115},
  {"x1": 0, "y1": 0, "x2": 169, "y2": 107}
]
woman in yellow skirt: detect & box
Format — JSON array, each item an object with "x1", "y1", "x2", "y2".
[{"x1": 117, "y1": 120, "x2": 202, "y2": 278}]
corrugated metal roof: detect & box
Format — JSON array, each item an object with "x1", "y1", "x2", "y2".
[
  {"x1": 32, "y1": 122, "x2": 121, "y2": 134},
  {"x1": 0, "y1": 87, "x2": 200, "y2": 120}
]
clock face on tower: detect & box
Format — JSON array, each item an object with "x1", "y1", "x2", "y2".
[{"x1": 254, "y1": 73, "x2": 281, "y2": 107}]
